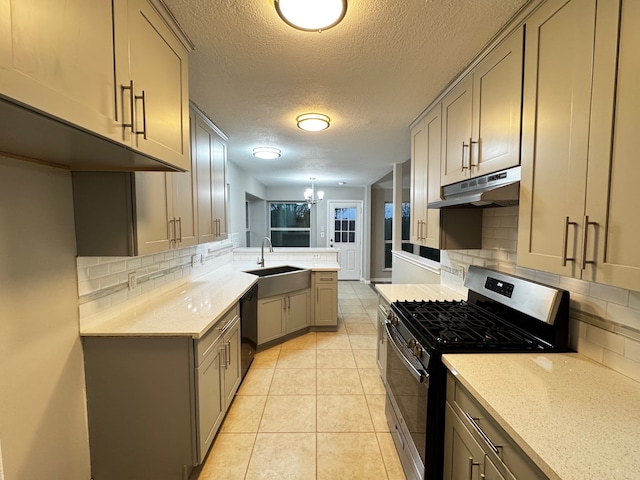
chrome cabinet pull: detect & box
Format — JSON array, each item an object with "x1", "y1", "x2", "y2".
[
  {"x1": 120, "y1": 80, "x2": 135, "y2": 133},
  {"x1": 461, "y1": 141, "x2": 470, "y2": 171},
  {"x1": 468, "y1": 456, "x2": 481, "y2": 480},
  {"x1": 177, "y1": 217, "x2": 182, "y2": 243},
  {"x1": 225, "y1": 342, "x2": 231, "y2": 367},
  {"x1": 561, "y1": 216, "x2": 578, "y2": 266},
  {"x1": 135, "y1": 90, "x2": 147, "y2": 139},
  {"x1": 581, "y1": 215, "x2": 598, "y2": 270},
  {"x1": 469, "y1": 138, "x2": 479, "y2": 170},
  {"x1": 464, "y1": 412, "x2": 502, "y2": 456},
  {"x1": 219, "y1": 346, "x2": 227, "y2": 368},
  {"x1": 169, "y1": 218, "x2": 176, "y2": 246}
]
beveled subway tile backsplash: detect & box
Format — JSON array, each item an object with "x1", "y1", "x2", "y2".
[{"x1": 440, "y1": 206, "x2": 640, "y2": 383}]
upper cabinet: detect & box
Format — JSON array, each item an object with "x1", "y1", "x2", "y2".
[
  {"x1": 0, "y1": 0, "x2": 191, "y2": 171},
  {"x1": 441, "y1": 28, "x2": 524, "y2": 186},
  {"x1": 113, "y1": 0, "x2": 191, "y2": 171},
  {"x1": 191, "y1": 105, "x2": 229, "y2": 243},
  {"x1": 516, "y1": 0, "x2": 640, "y2": 291}
]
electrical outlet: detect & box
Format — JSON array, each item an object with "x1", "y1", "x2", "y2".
[
  {"x1": 191, "y1": 254, "x2": 199, "y2": 268},
  {"x1": 128, "y1": 272, "x2": 137, "y2": 290}
]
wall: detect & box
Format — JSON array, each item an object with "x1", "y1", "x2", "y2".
[
  {"x1": 437, "y1": 206, "x2": 640, "y2": 383},
  {"x1": 226, "y1": 161, "x2": 267, "y2": 247},
  {"x1": 0, "y1": 157, "x2": 91, "y2": 479}
]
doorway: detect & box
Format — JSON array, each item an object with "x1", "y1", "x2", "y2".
[{"x1": 328, "y1": 201, "x2": 362, "y2": 280}]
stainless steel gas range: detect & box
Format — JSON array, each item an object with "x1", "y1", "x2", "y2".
[{"x1": 383, "y1": 266, "x2": 570, "y2": 480}]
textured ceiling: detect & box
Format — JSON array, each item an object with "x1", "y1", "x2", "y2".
[{"x1": 163, "y1": 0, "x2": 529, "y2": 188}]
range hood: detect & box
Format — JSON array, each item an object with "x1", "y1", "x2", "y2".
[{"x1": 428, "y1": 166, "x2": 520, "y2": 209}]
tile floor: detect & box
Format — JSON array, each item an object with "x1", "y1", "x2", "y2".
[{"x1": 196, "y1": 281, "x2": 406, "y2": 480}]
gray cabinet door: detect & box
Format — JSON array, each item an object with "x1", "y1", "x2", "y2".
[{"x1": 196, "y1": 338, "x2": 224, "y2": 462}]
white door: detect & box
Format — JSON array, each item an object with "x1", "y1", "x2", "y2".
[{"x1": 328, "y1": 202, "x2": 362, "y2": 280}]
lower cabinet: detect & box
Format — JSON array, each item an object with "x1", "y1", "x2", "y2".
[
  {"x1": 257, "y1": 288, "x2": 310, "y2": 345},
  {"x1": 444, "y1": 372, "x2": 547, "y2": 480},
  {"x1": 376, "y1": 295, "x2": 389, "y2": 383},
  {"x1": 82, "y1": 304, "x2": 241, "y2": 480},
  {"x1": 312, "y1": 271, "x2": 338, "y2": 327}
]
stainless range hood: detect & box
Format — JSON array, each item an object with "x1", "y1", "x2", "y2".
[{"x1": 428, "y1": 166, "x2": 520, "y2": 209}]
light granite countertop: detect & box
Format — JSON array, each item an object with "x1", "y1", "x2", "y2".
[
  {"x1": 443, "y1": 353, "x2": 640, "y2": 480},
  {"x1": 375, "y1": 283, "x2": 465, "y2": 303},
  {"x1": 80, "y1": 260, "x2": 340, "y2": 339}
]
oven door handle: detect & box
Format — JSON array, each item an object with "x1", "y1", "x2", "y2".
[{"x1": 385, "y1": 322, "x2": 428, "y2": 384}]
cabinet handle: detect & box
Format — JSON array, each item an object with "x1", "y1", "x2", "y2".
[
  {"x1": 219, "y1": 346, "x2": 227, "y2": 368},
  {"x1": 469, "y1": 138, "x2": 479, "y2": 170},
  {"x1": 561, "y1": 216, "x2": 578, "y2": 266},
  {"x1": 169, "y1": 218, "x2": 176, "y2": 246},
  {"x1": 468, "y1": 456, "x2": 481, "y2": 480},
  {"x1": 120, "y1": 80, "x2": 136, "y2": 133},
  {"x1": 135, "y1": 90, "x2": 147, "y2": 139},
  {"x1": 461, "y1": 141, "x2": 470, "y2": 171},
  {"x1": 225, "y1": 342, "x2": 231, "y2": 367},
  {"x1": 581, "y1": 215, "x2": 598, "y2": 270},
  {"x1": 177, "y1": 217, "x2": 182, "y2": 243},
  {"x1": 464, "y1": 412, "x2": 502, "y2": 456}
]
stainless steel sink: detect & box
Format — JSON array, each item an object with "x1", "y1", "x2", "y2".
[{"x1": 245, "y1": 265, "x2": 311, "y2": 298}]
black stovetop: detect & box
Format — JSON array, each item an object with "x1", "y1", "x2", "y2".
[{"x1": 391, "y1": 300, "x2": 553, "y2": 352}]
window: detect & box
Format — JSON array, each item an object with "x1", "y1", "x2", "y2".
[
  {"x1": 269, "y1": 202, "x2": 311, "y2": 247},
  {"x1": 384, "y1": 202, "x2": 411, "y2": 269}
]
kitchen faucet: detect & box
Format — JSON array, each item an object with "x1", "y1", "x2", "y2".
[{"x1": 257, "y1": 237, "x2": 273, "y2": 267}]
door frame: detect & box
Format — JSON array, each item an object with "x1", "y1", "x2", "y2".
[{"x1": 327, "y1": 200, "x2": 363, "y2": 281}]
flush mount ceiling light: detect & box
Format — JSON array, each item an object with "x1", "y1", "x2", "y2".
[
  {"x1": 275, "y1": 0, "x2": 347, "y2": 32},
  {"x1": 252, "y1": 147, "x2": 281, "y2": 159},
  {"x1": 296, "y1": 113, "x2": 331, "y2": 132}
]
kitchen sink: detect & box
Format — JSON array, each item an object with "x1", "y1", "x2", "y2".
[{"x1": 244, "y1": 265, "x2": 311, "y2": 298}]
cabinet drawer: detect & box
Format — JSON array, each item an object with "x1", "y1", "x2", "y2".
[
  {"x1": 314, "y1": 271, "x2": 337, "y2": 283},
  {"x1": 196, "y1": 303, "x2": 239, "y2": 365},
  {"x1": 446, "y1": 372, "x2": 547, "y2": 480}
]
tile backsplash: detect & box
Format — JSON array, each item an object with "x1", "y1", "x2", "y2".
[{"x1": 440, "y1": 206, "x2": 640, "y2": 383}]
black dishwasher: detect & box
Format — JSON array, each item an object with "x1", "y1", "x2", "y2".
[{"x1": 240, "y1": 284, "x2": 258, "y2": 379}]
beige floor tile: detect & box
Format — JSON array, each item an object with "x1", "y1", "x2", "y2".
[
  {"x1": 338, "y1": 297, "x2": 364, "y2": 305},
  {"x1": 275, "y1": 348, "x2": 316, "y2": 368},
  {"x1": 280, "y1": 332, "x2": 316, "y2": 350},
  {"x1": 245, "y1": 433, "x2": 316, "y2": 480},
  {"x1": 317, "y1": 432, "x2": 388, "y2": 480},
  {"x1": 237, "y1": 368, "x2": 274, "y2": 396},
  {"x1": 259, "y1": 395, "x2": 316, "y2": 432},
  {"x1": 345, "y1": 322, "x2": 376, "y2": 335},
  {"x1": 342, "y1": 313, "x2": 375, "y2": 324},
  {"x1": 353, "y1": 349, "x2": 378, "y2": 369},
  {"x1": 316, "y1": 349, "x2": 357, "y2": 369},
  {"x1": 251, "y1": 348, "x2": 280, "y2": 369},
  {"x1": 317, "y1": 394, "x2": 373, "y2": 432},
  {"x1": 269, "y1": 368, "x2": 316, "y2": 395},
  {"x1": 366, "y1": 394, "x2": 390, "y2": 432},
  {"x1": 349, "y1": 334, "x2": 378, "y2": 350},
  {"x1": 377, "y1": 432, "x2": 407, "y2": 479},
  {"x1": 316, "y1": 332, "x2": 352, "y2": 350},
  {"x1": 198, "y1": 433, "x2": 255, "y2": 480},
  {"x1": 341, "y1": 304, "x2": 367, "y2": 314},
  {"x1": 221, "y1": 395, "x2": 267, "y2": 433},
  {"x1": 317, "y1": 369, "x2": 363, "y2": 394},
  {"x1": 359, "y1": 368, "x2": 386, "y2": 394}
]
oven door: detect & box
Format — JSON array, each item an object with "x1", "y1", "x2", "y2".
[{"x1": 384, "y1": 320, "x2": 429, "y2": 480}]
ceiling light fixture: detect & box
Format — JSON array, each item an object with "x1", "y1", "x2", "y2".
[
  {"x1": 296, "y1": 113, "x2": 331, "y2": 132},
  {"x1": 304, "y1": 177, "x2": 324, "y2": 205},
  {"x1": 252, "y1": 146, "x2": 281, "y2": 159},
  {"x1": 275, "y1": 0, "x2": 347, "y2": 32}
]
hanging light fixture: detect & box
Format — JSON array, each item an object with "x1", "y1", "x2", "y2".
[
  {"x1": 253, "y1": 146, "x2": 281, "y2": 159},
  {"x1": 296, "y1": 113, "x2": 331, "y2": 132},
  {"x1": 304, "y1": 177, "x2": 325, "y2": 205},
  {"x1": 275, "y1": 0, "x2": 347, "y2": 32}
]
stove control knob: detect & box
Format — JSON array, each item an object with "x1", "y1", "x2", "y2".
[
  {"x1": 386, "y1": 310, "x2": 394, "y2": 321},
  {"x1": 390, "y1": 315, "x2": 399, "y2": 326},
  {"x1": 407, "y1": 338, "x2": 417, "y2": 349},
  {"x1": 411, "y1": 344, "x2": 423, "y2": 358}
]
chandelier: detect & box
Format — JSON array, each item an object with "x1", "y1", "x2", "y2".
[{"x1": 304, "y1": 178, "x2": 324, "y2": 205}]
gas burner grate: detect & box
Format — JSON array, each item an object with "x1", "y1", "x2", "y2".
[{"x1": 392, "y1": 300, "x2": 547, "y2": 350}]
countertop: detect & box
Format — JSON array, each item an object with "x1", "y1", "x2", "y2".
[
  {"x1": 442, "y1": 353, "x2": 640, "y2": 480},
  {"x1": 79, "y1": 260, "x2": 340, "y2": 339},
  {"x1": 375, "y1": 283, "x2": 465, "y2": 303}
]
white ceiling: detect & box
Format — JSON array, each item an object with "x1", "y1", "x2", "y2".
[{"x1": 163, "y1": 0, "x2": 529, "y2": 189}]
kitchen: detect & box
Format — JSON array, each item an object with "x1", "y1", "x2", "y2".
[{"x1": 1, "y1": 0, "x2": 640, "y2": 480}]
